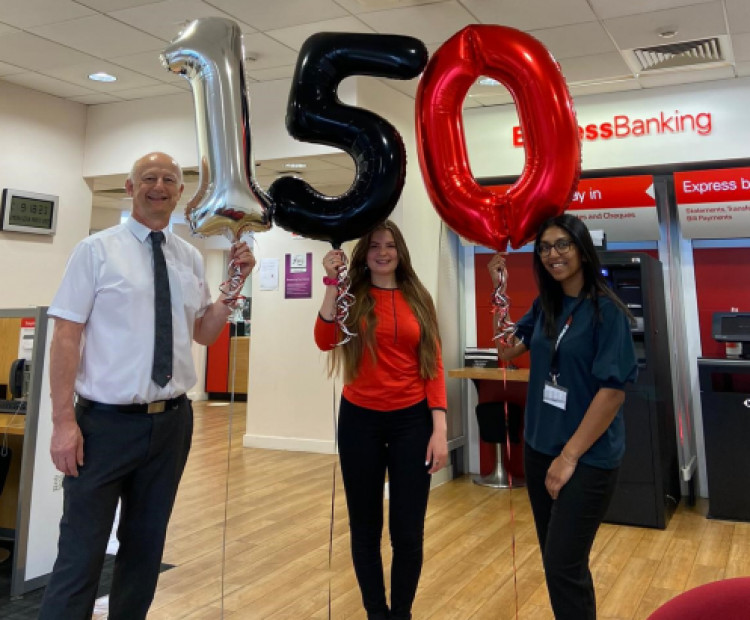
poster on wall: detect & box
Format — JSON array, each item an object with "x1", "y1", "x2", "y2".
[
  {"x1": 284, "y1": 252, "x2": 312, "y2": 299},
  {"x1": 674, "y1": 167, "x2": 750, "y2": 239},
  {"x1": 487, "y1": 175, "x2": 659, "y2": 243}
]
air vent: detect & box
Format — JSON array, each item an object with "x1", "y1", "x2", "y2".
[
  {"x1": 94, "y1": 188, "x2": 127, "y2": 195},
  {"x1": 622, "y1": 35, "x2": 733, "y2": 75}
]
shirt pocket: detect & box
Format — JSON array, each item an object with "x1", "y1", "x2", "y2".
[{"x1": 174, "y1": 266, "x2": 203, "y2": 317}]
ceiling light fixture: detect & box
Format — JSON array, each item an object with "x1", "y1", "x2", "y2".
[
  {"x1": 284, "y1": 162, "x2": 307, "y2": 169},
  {"x1": 478, "y1": 77, "x2": 500, "y2": 86},
  {"x1": 88, "y1": 72, "x2": 117, "y2": 83},
  {"x1": 657, "y1": 27, "x2": 679, "y2": 39}
]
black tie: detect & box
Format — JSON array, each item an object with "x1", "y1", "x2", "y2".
[{"x1": 150, "y1": 231, "x2": 173, "y2": 387}]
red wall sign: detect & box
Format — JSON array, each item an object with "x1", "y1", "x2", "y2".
[
  {"x1": 488, "y1": 175, "x2": 659, "y2": 242},
  {"x1": 675, "y1": 167, "x2": 750, "y2": 239}
]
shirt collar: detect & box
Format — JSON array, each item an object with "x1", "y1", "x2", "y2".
[{"x1": 126, "y1": 216, "x2": 169, "y2": 245}]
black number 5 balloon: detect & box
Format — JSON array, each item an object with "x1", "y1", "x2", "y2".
[
  {"x1": 161, "y1": 18, "x2": 272, "y2": 241},
  {"x1": 269, "y1": 32, "x2": 428, "y2": 249}
]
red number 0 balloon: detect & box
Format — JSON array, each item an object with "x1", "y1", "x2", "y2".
[{"x1": 416, "y1": 25, "x2": 581, "y2": 250}]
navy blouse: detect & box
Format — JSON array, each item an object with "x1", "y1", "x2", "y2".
[{"x1": 514, "y1": 294, "x2": 638, "y2": 469}]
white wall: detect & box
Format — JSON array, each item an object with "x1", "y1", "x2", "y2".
[
  {"x1": 83, "y1": 79, "x2": 358, "y2": 177},
  {"x1": 0, "y1": 83, "x2": 91, "y2": 308}
]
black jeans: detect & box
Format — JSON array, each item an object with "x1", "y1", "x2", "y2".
[
  {"x1": 524, "y1": 443, "x2": 619, "y2": 620},
  {"x1": 338, "y1": 397, "x2": 433, "y2": 620},
  {"x1": 38, "y1": 398, "x2": 193, "y2": 620}
]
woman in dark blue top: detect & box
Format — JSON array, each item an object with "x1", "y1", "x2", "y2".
[{"x1": 489, "y1": 214, "x2": 637, "y2": 620}]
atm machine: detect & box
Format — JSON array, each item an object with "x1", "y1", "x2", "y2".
[{"x1": 699, "y1": 312, "x2": 750, "y2": 521}]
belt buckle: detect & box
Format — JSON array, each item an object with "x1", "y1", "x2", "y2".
[{"x1": 147, "y1": 401, "x2": 166, "y2": 414}]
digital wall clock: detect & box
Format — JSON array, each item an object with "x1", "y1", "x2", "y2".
[{"x1": 1, "y1": 189, "x2": 58, "y2": 235}]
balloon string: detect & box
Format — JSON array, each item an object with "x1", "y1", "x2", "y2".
[
  {"x1": 334, "y1": 265, "x2": 357, "y2": 347},
  {"x1": 502, "y1": 364, "x2": 520, "y2": 620}
]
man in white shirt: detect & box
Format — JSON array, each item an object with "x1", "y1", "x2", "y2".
[{"x1": 39, "y1": 152, "x2": 255, "y2": 620}]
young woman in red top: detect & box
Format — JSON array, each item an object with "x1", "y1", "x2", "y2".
[{"x1": 315, "y1": 220, "x2": 448, "y2": 620}]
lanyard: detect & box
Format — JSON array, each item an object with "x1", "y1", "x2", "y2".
[{"x1": 549, "y1": 297, "x2": 585, "y2": 384}]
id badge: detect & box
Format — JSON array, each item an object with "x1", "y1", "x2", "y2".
[{"x1": 543, "y1": 380, "x2": 568, "y2": 410}]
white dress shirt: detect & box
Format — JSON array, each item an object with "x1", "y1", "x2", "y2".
[{"x1": 49, "y1": 217, "x2": 212, "y2": 404}]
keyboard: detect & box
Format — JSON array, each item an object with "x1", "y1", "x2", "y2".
[{"x1": 0, "y1": 400, "x2": 26, "y2": 414}]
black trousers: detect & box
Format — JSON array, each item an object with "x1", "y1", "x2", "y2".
[
  {"x1": 524, "y1": 443, "x2": 619, "y2": 620},
  {"x1": 338, "y1": 398, "x2": 433, "y2": 620},
  {"x1": 38, "y1": 398, "x2": 193, "y2": 620}
]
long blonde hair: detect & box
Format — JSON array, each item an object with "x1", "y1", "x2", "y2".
[{"x1": 328, "y1": 220, "x2": 441, "y2": 383}]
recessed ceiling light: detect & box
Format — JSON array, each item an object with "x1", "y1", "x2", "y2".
[
  {"x1": 88, "y1": 72, "x2": 117, "y2": 83},
  {"x1": 478, "y1": 77, "x2": 501, "y2": 86},
  {"x1": 657, "y1": 27, "x2": 679, "y2": 39},
  {"x1": 284, "y1": 162, "x2": 307, "y2": 169}
]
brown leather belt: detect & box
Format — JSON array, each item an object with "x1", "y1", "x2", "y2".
[{"x1": 75, "y1": 394, "x2": 187, "y2": 414}]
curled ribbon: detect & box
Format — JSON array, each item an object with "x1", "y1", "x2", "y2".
[
  {"x1": 219, "y1": 258, "x2": 247, "y2": 308},
  {"x1": 334, "y1": 263, "x2": 357, "y2": 347},
  {"x1": 491, "y1": 261, "x2": 516, "y2": 345}
]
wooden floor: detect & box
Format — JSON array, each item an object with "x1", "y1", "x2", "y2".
[{"x1": 147, "y1": 401, "x2": 750, "y2": 619}]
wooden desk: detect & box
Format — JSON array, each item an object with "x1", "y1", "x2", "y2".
[
  {"x1": 0, "y1": 413, "x2": 25, "y2": 436},
  {"x1": 0, "y1": 415, "x2": 24, "y2": 530},
  {"x1": 449, "y1": 367, "x2": 529, "y2": 383}
]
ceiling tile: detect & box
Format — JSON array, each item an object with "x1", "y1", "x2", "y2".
[
  {"x1": 43, "y1": 60, "x2": 162, "y2": 91},
  {"x1": 637, "y1": 64, "x2": 735, "y2": 88},
  {"x1": 735, "y1": 60, "x2": 750, "y2": 77},
  {"x1": 726, "y1": 0, "x2": 750, "y2": 35},
  {"x1": 462, "y1": 96, "x2": 481, "y2": 109},
  {"x1": 207, "y1": 0, "x2": 349, "y2": 31},
  {"x1": 589, "y1": 0, "x2": 712, "y2": 20},
  {"x1": 0, "y1": 31, "x2": 99, "y2": 71},
  {"x1": 110, "y1": 83, "x2": 186, "y2": 99},
  {"x1": 2, "y1": 71, "x2": 98, "y2": 97},
  {"x1": 568, "y1": 78, "x2": 641, "y2": 98},
  {"x1": 529, "y1": 22, "x2": 618, "y2": 60},
  {"x1": 0, "y1": 60, "x2": 24, "y2": 76},
  {"x1": 29, "y1": 15, "x2": 167, "y2": 58},
  {"x1": 110, "y1": 49, "x2": 188, "y2": 83},
  {"x1": 731, "y1": 32, "x2": 750, "y2": 62},
  {"x1": 110, "y1": 0, "x2": 244, "y2": 41},
  {"x1": 266, "y1": 17, "x2": 374, "y2": 51},
  {"x1": 240, "y1": 32, "x2": 300, "y2": 69},
  {"x1": 460, "y1": 0, "x2": 597, "y2": 31},
  {"x1": 357, "y1": 0, "x2": 475, "y2": 44},
  {"x1": 75, "y1": 0, "x2": 158, "y2": 9},
  {"x1": 245, "y1": 65, "x2": 296, "y2": 82},
  {"x1": 0, "y1": 0, "x2": 96, "y2": 28},
  {"x1": 335, "y1": 0, "x2": 444, "y2": 13},
  {"x1": 603, "y1": 1, "x2": 727, "y2": 50},
  {"x1": 558, "y1": 53, "x2": 634, "y2": 83},
  {"x1": 70, "y1": 92, "x2": 126, "y2": 104}
]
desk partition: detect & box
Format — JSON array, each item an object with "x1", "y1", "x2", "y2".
[{"x1": 0, "y1": 307, "x2": 63, "y2": 597}]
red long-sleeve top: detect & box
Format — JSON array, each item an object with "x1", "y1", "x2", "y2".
[{"x1": 314, "y1": 286, "x2": 447, "y2": 412}]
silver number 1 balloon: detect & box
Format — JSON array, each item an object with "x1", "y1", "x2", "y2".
[{"x1": 161, "y1": 17, "x2": 272, "y2": 241}]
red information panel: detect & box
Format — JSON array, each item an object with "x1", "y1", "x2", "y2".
[
  {"x1": 489, "y1": 175, "x2": 658, "y2": 242},
  {"x1": 566, "y1": 175, "x2": 658, "y2": 241},
  {"x1": 674, "y1": 167, "x2": 750, "y2": 239}
]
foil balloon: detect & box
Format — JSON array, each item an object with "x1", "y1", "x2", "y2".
[
  {"x1": 416, "y1": 24, "x2": 581, "y2": 250},
  {"x1": 269, "y1": 32, "x2": 428, "y2": 249},
  {"x1": 161, "y1": 17, "x2": 272, "y2": 242}
]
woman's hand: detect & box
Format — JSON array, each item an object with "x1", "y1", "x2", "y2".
[
  {"x1": 426, "y1": 411, "x2": 448, "y2": 474},
  {"x1": 545, "y1": 452, "x2": 577, "y2": 500},
  {"x1": 322, "y1": 249, "x2": 345, "y2": 279},
  {"x1": 487, "y1": 253, "x2": 506, "y2": 289}
]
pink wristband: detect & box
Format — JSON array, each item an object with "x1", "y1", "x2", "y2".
[{"x1": 323, "y1": 276, "x2": 338, "y2": 286}]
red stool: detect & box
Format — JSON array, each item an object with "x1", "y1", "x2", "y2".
[{"x1": 647, "y1": 577, "x2": 750, "y2": 619}]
